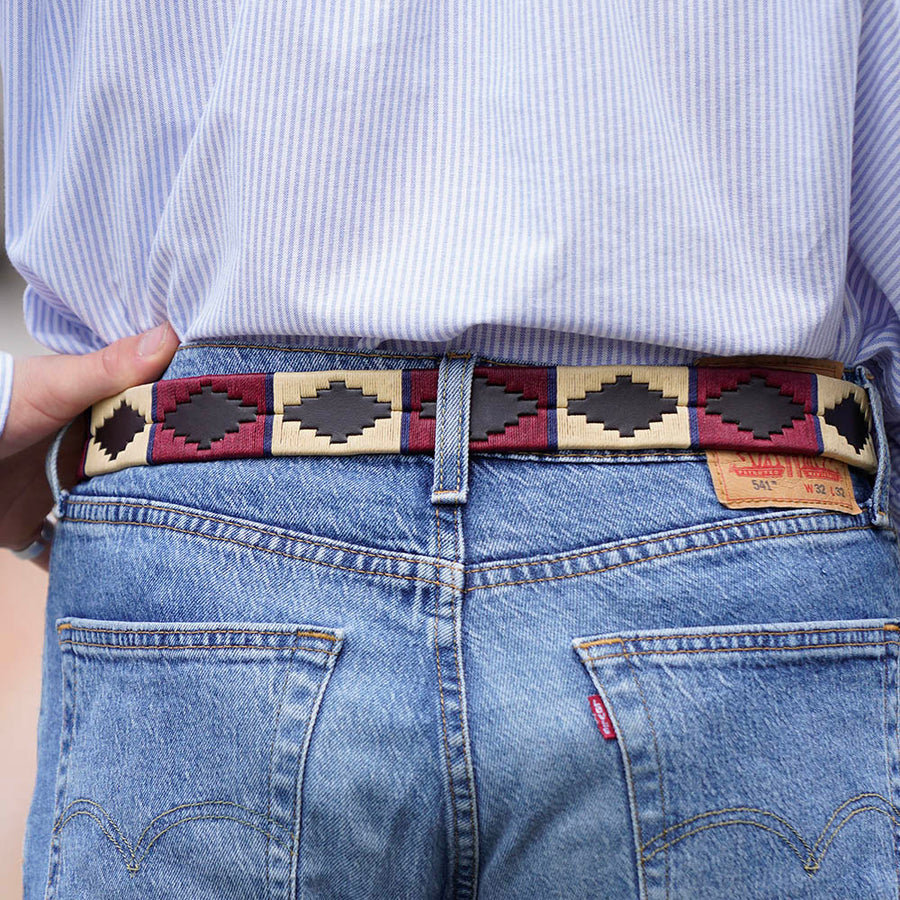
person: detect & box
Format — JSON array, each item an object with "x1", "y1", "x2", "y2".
[{"x1": 3, "y1": 3, "x2": 900, "y2": 898}]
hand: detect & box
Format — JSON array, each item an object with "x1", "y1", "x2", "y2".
[{"x1": 0, "y1": 323, "x2": 180, "y2": 569}]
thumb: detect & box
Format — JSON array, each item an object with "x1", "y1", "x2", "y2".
[{"x1": 1, "y1": 323, "x2": 180, "y2": 458}]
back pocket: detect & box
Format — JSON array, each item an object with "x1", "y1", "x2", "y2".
[
  {"x1": 46, "y1": 617, "x2": 344, "y2": 900},
  {"x1": 572, "y1": 619, "x2": 900, "y2": 900}
]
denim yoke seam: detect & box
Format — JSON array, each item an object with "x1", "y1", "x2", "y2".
[
  {"x1": 60, "y1": 514, "x2": 451, "y2": 589},
  {"x1": 464, "y1": 523, "x2": 873, "y2": 592},
  {"x1": 466, "y1": 510, "x2": 829, "y2": 576},
  {"x1": 59, "y1": 504, "x2": 872, "y2": 595},
  {"x1": 63, "y1": 497, "x2": 459, "y2": 573}
]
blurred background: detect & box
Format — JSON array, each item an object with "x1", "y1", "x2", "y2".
[{"x1": 0, "y1": 94, "x2": 51, "y2": 897}]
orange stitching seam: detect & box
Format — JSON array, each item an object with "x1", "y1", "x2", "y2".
[
  {"x1": 61, "y1": 515, "x2": 450, "y2": 588},
  {"x1": 437, "y1": 360, "x2": 449, "y2": 493},
  {"x1": 467, "y1": 510, "x2": 831, "y2": 574},
  {"x1": 592, "y1": 675, "x2": 648, "y2": 887},
  {"x1": 65, "y1": 497, "x2": 456, "y2": 571},
  {"x1": 578, "y1": 625, "x2": 889, "y2": 650},
  {"x1": 641, "y1": 806, "x2": 900, "y2": 870},
  {"x1": 55, "y1": 625, "x2": 336, "y2": 641},
  {"x1": 620, "y1": 641, "x2": 670, "y2": 898},
  {"x1": 433, "y1": 505, "x2": 461, "y2": 882},
  {"x1": 465, "y1": 523, "x2": 870, "y2": 591},
  {"x1": 58, "y1": 641, "x2": 337, "y2": 654},
  {"x1": 266, "y1": 637, "x2": 299, "y2": 892},
  {"x1": 642, "y1": 803, "x2": 810, "y2": 851},
  {"x1": 451, "y1": 502, "x2": 479, "y2": 882},
  {"x1": 583, "y1": 639, "x2": 898, "y2": 663}
]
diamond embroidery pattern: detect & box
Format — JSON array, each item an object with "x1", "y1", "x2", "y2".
[
  {"x1": 162, "y1": 384, "x2": 259, "y2": 450},
  {"x1": 469, "y1": 377, "x2": 539, "y2": 441},
  {"x1": 94, "y1": 401, "x2": 147, "y2": 460},
  {"x1": 567, "y1": 375, "x2": 679, "y2": 437},
  {"x1": 704, "y1": 375, "x2": 806, "y2": 440},
  {"x1": 824, "y1": 394, "x2": 870, "y2": 452},
  {"x1": 282, "y1": 381, "x2": 392, "y2": 443},
  {"x1": 416, "y1": 376, "x2": 540, "y2": 440}
]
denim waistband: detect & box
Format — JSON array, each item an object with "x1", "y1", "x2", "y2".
[{"x1": 46, "y1": 339, "x2": 894, "y2": 528}]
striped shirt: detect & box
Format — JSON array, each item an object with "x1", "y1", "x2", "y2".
[{"x1": 2, "y1": 2, "x2": 900, "y2": 516}]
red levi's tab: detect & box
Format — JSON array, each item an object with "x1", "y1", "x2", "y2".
[{"x1": 588, "y1": 695, "x2": 617, "y2": 740}]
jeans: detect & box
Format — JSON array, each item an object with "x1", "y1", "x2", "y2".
[{"x1": 22, "y1": 342, "x2": 900, "y2": 899}]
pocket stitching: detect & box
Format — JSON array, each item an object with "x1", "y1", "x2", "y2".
[
  {"x1": 618, "y1": 641, "x2": 671, "y2": 900},
  {"x1": 576, "y1": 620, "x2": 900, "y2": 891}
]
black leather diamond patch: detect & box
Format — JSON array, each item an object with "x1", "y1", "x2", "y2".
[
  {"x1": 824, "y1": 394, "x2": 869, "y2": 451},
  {"x1": 283, "y1": 381, "x2": 392, "y2": 443},
  {"x1": 415, "y1": 377, "x2": 539, "y2": 439},
  {"x1": 162, "y1": 384, "x2": 258, "y2": 450},
  {"x1": 705, "y1": 375, "x2": 805, "y2": 440},
  {"x1": 469, "y1": 377, "x2": 539, "y2": 441},
  {"x1": 95, "y1": 400, "x2": 146, "y2": 459},
  {"x1": 567, "y1": 375, "x2": 679, "y2": 437}
]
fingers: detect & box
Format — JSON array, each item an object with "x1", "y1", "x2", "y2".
[{"x1": 1, "y1": 323, "x2": 179, "y2": 458}]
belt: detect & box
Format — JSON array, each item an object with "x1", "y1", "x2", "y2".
[{"x1": 77, "y1": 356, "x2": 877, "y2": 481}]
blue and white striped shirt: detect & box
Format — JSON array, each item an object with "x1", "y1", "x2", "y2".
[{"x1": 2, "y1": 2, "x2": 900, "y2": 511}]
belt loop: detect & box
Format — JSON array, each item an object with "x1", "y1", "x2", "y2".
[
  {"x1": 853, "y1": 363, "x2": 892, "y2": 529},
  {"x1": 44, "y1": 414, "x2": 79, "y2": 517},
  {"x1": 430, "y1": 352, "x2": 476, "y2": 505}
]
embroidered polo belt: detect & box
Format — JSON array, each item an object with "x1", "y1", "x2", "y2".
[{"x1": 78, "y1": 360, "x2": 877, "y2": 479}]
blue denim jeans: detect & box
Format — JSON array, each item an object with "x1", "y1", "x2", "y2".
[{"x1": 23, "y1": 342, "x2": 900, "y2": 899}]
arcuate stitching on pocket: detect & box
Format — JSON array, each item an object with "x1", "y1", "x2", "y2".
[
  {"x1": 638, "y1": 794, "x2": 900, "y2": 874},
  {"x1": 576, "y1": 622, "x2": 900, "y2": 890},
  {"x1": 48, "y1": 619, "x2": 344, "y2": 892},
  {"x1": 50, "y1": 799, "x2": 296, "y2": 876}
]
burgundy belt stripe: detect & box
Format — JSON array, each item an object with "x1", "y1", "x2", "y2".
[{"x1": 78, "y1": 364, "x2": 877, "y2": 480}]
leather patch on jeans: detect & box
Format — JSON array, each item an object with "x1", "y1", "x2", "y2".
[{"x1": 706, "y1": 450, "x2": 861, "y2": 514}]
